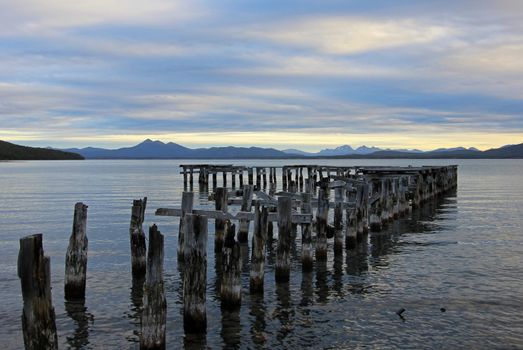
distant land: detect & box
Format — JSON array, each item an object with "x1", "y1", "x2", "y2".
[
  {"x1": 57, "y1": 139, "x2": 523, "y2": 159},
  {"x1": 0, "y1": 140, "x2": 84, "y2": 160}
]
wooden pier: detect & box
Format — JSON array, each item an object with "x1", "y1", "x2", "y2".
[{"x1": 17, "y1": 163, "x2": 457, "y2": 349}]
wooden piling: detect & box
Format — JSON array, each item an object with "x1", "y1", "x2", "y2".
[
  {"x1": 183, "y1": 214, "x2": 208, "y2": 334},
  {"x1": 250, "y1": 204, "x2": 268, "y2": 292},
  {"x1": 315, "y1": 187, "x2": 329, "y2": 260},
  {"x1": 345, "y1": 208, "x2": 357, "y2": 249},
  {"x1": 140, "y1": 224, "x2": 166, "y2": 350},
  {"x1": 301, "y1": 193, "x2": 313, "y2": 270},
  {"x1": 248, "y1": 168, "x2": 253, "y2": 185},
  {"x1": 214, "y1": 188, "x2": 228, "y2": 252},
  {"x1": 130, "y1": 197, "x2": 147, "y2": 276},
  {"x1": 64, "y1": 202, "x2": 88, "y2": 300},
  {"x1": 221, "y1": 221, "x2": 242, "y2": 308},
  {"x1": 178, "y1": 192, "x2": 194, "y2": 261},
  {"x1": 239, "y1": 171, "x2": 244, "y2": 188},
  {"x1": 18, "y1": 234, "x2": 58, "y2": 350},
  {"x1": 334, "y1": 187, "x2": 344, "y2": 253},
  {"x1": 238, "y1": 185, "x2": 254, "y2": 243},
  {"x1": 276, "y1": 196, "x2": 292, "y2": 282}
]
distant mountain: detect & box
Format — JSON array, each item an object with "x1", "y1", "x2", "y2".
[
  {"x1": 282, "y1": 149, "x2": 315, "y2": 156},
  {"x1": 483, "y1": 143, "x2": 523, "y2": 158},
  {"x1": 59, "y1": 139, "x2": 523, "y2": 159},
  {"x1": 1, "y1": 140, "x2": 83, "y2": 160},
  {"x1": 283, "y1": 144, "x2": 420, "y2": 156},
  {"x1": 65, "y1": 139, "x2": 290, "y2": 159}
]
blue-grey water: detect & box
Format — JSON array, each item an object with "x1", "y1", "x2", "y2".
[{"x1": 1, "y1": 159, "x2": 522, "y2": 349}]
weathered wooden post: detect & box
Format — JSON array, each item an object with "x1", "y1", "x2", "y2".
[
  {"x1": 248, "y1": 167, "x2": 254, "y2": 185},
  {"x1": 214, "y1": 187, "x2": 228, "y2": 252},
  {"x1": 238, "y1": 185, "x2": 254, "y2": 243},
  {"x1": 178, "y1": 192, "x2": 194, "y2": 261},
  {"x1": 282, "y1": 166, "x2": 287, "y2": 190},
  {"x1": 239, "y1": 170, "x2": 244, "y2": 188},
  {"x1": 189, "y1": 168, "x2": 194, "y2": 187},
  {"x1": 221, "y1": 221, "x2": 242, "y2": 308},
  {"x1": 250, "y1": 204, "x2": 268, "y2": 292},
  {"x1": 182, "y1": 167, "x2": 188, "y2": 188},
  {"x1": 183, "y1": 214, "x2": 208, "y2": 333},
  {"x1": 255, "y1": 168, "x2": 261, "y2": 190},
  {"x1": 334, "y1": 187, "x2": 344, "y2": 253},
  {"x1": 315, "y1": 186, "x2": 329, "y2": 260},
  {"x1": 140, "y1": 224, "x2": 166, "y2": 350},
  {"x1": 299, "y1": 167, "x2": 304, "y2": 191},
  {"x1": 301, "y1": 193, "x2": 313, "y2": 270},
  {"x1": 130, "y1": 197, "x2": 147, "y2": 276},
  {"x1": 222, "y1": 171, "x2": 227, "y2": 187},
  {"x1": 262, "y1": 168, "x2": 267, "y2": 188},
  {"x1": 18, "y1": 234, "x2": 58, "y2": 350},
  {"x1": 65, "y1": 202, "x2": 88, "y2": 300},
  {"x1": 276, "y1": 196, "x2": 292, "y2": 282},
  {"x1": 231, "y1": 172, "x2": 236, "y2": 188},
  {"x1": 212, "y1": 172, "x2": 217, "y2": 188},
  {"x1": 345, "y1": 208, "x2": 357, "y2": 249}
]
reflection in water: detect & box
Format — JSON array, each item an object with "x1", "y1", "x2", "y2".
[
  {"x1": 332, "y1": 252, "x2": 344, "y2": 296},
  {"x1": 300, "y1": 270, "x2": 314, "y2": 307},
  {"x1": 250, "y1": 293, "x2": 268, "y2": 345},
  {"x1": 220, "y1": 308, "x2": 241, "y2": 349},
  {"x1": 183, "y1": 333, "x2": 207, "y2": 349},
  {"x1": 315, "y1": 259, "x2": 329, "y2": 304},
  {"x1": 65, "y1": 300, "x2": 94, "y2": 349},
  {"x1": 128, "y1": 275, "x2": 145, "y2": 343},
  {"x1": 275, "y1": 282, "x2": 294, "y2": 342}
]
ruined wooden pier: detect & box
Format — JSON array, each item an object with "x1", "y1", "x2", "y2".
[{"x1": 18, "y1": 163, "x2": 457, "y2": 348}]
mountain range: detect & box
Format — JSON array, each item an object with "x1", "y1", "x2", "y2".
[
  {"x1": 0, "y1": 140, "x2": 83, "y2": 160},
  {"x1": 59, "y1": 139, "x2": 523, "y2": 159}
]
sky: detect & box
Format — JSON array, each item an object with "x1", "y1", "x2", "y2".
[{"x1": 1, "y1": 0, "x2": 522, "y2": 151}]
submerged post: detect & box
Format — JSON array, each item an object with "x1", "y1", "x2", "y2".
[
  {"x1": 238, "y1": 185, "x2": 254, "y2": 243},
  {"x1": 316, "y1": 187, "x2": 329, "y2": 260},
  {"x1": 214, "y1": 188, "x2": 228, "y2": 252},
  {"x1": 345, "y1": 208, "x2": 357, "y2": 249},
  {"x1": 183, "y1": 214, "x2": 208, "y2": 333},
  {"x1": 276, "y1": 196, "x2": 292, "y2": 282},
  {"x1": 64, "y1": 202, "x2": 88, "y2": 300},
  {"x1": 130, "y1": 197, "x2": 147, "y2": 276},
  {"x1": 140, "y1": 224, "x2": 166, "y2": 350},
  {"x1": 18, "y1": 234, "x2": 58, "y2": 350},
  {"x1": 178, "y1": 192, "x2": 194, "y2": 261},
  {"x1": 221, "y1": 221, "x2": 242, "y2": 308},
  {"x1": 250, "y1": 204, "x2": 268, "y2": 292},
  {"x1": 334, "y1": 187, "x2": 344, "y2": 253},
  {"x1": 301, "y1": 193, "x2": 313, "y2": 270}
]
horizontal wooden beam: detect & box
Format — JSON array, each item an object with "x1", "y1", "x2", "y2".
[{"x1": 155, "y1": 208, "x2": 313, "y2": 224}]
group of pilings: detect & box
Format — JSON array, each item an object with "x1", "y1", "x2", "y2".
[
  {"x1": 181, "y1": 164, "x2": 281, "y2": 192},
  {"x1": 17, "y1": 164, "x2": 458, "y2": 349}
]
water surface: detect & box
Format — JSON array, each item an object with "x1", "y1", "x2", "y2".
[{"x1": 1, "y1": 159, "x2": 522, "y2": 349}]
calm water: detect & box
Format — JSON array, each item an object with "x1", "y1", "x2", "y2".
[{"x1": 1, "y1": 159, "x2": 522, "y2": 349}]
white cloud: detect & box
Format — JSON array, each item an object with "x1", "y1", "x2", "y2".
[
  {"x1": 241, "y1": 17, "x2": 452, "y2": 55},
  {"x1": 0, "y1": 0, "x2": 205, "y2": 35}
]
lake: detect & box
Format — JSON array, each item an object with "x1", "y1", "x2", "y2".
[{"x1": 1, "y1": 159, "x2": 522, "y2": 349}]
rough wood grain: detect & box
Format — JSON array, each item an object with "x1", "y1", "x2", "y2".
[
  {"x1": 18, "y1": 234, "x2": 58, "y2": 350},
  {"x1": 183, "y1": 214, "x2": 208, "y2": 333},
  {"x1": 140, "y1": 224, "x2": 166, "y2": 350},
  {"x1": 65, "y1": 202, "x2": 88, "y2": 300},
  {"x1": 276, "y1": 196, "x2": 292, "y2": 282},
  {"x1": 250, "y1": 204, "x2": 268, "y2": 292},
  {"x1": 130, "y1": 197, "x2": 147, "y2": 276},
  {"x1": 221, "y1": 221, "x2": 242, "y2": 308},
  {"x1": 178, "y1": 192, "x2": 194, "y2": 261}
]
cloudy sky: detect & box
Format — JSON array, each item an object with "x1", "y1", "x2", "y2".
[{"x1": 1, "y1": 0, "x2": 522, "y2": 151}]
